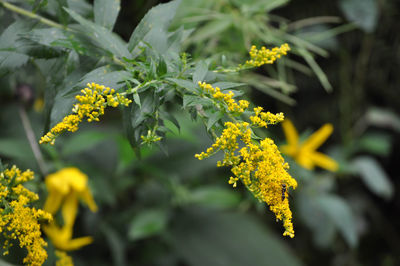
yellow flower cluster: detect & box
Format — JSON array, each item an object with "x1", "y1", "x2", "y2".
[
  {"x1": 244, "y1": 43, "x2": 290, "y2": 67},
  {"x1": 198, "y1": 82, "x2": 249, "y2": 113},
  {"x1": 250, "y1": 107, "x2": 284, "y2": 128},
  {"x1": 0, "y1": 166, "x2": 52, "y2": 266},
  {"x1": 195, "y1": 121, "x2": 297, "y2": 237},
  {"x1": 40, "y1": 83, "x2": 132, "y2": 145}
]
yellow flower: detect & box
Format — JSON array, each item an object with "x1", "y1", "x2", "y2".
[
  {"x1": 196, "y1": 121, "x2": 297, "y2": 237},
  {"x1": 0, "y1": 166, "x2": 52, "y2": 266},
  {"x1": 281, "y1": 119, "x2": 339, "y2": 172},
  {"x1": 40, "y1": 82, "x2": 132, "y2": 145},
  {"x1": 198, "y1": 82, "x2": 249, "y2": 114},
  {"x1": 43, "y1": 167, "x2": 97, "y2": 251},
  {"x1": 244, "y1": 43, "x2": 290, "y2": 67}
]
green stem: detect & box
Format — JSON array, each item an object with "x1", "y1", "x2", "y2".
[
  {"x1": 18, "y1": 105, "x2": 48, "y2": 176},
  {"x1": 0, "y1": 0, "x2": 69, "y2": 31}
]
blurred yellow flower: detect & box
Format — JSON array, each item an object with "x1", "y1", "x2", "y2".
[
  {"x1": 281, "y1": 119, "x2": 339, "y2": 172},
  {"x1": 43, "y1": 167, "x2": 97, "y2": 251}
]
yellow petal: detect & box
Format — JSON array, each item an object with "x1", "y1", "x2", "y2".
[
  {"x1": 44, "y1": 222, "x2": 72, "y2": 244},
  {"x1": 62, "y1": 192, "x2": 79, "y2": 229},
  {"x1": 302, "y1": 123, "x2": 333, "y2": 151},
  {"x1": 43, "y1": 189, "x2": 64, "y2": 214},
  {"x1": 295, "y1": 151, "x2": 315, "y2": 170},
  {"x1": 59, "y1": 236, "x2": 94, "y2": 251},
  {"x1": 80, "y1": 187, "x2": 98, "y2": 212},
  {"x1": 64, "y1": 167, "x2": 88, "y2": 192},
  {"x1": 282, "y1": 119, "x2": 299, "y2": 148},
  {"x1": 309, "y1": 151, "x2": 339, "y2": 172}
]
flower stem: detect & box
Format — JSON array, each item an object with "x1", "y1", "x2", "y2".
[
  {"x1": 18, "y1": 105, "x2": 48, "y2": 176},
  {"x1": 0, "y1": 0, "x2": 69, "y2": 31}
]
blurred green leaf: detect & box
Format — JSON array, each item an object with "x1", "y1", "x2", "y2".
[
  {"x1": 192, "y1": 60, "x2": 208, "y2": 83},
  {"x1": 128, "y1": 0, "x2": 181, "y2": 52},
  {"x1": 65, "y1": 8, "x2": 130, "y2": 58},
  {"x1": 171, "y1": 208, "x2": 303, "y2": 266},
  {"x1": 316, "y1": 194, "x2": 358, "y2": 247},
  {"x1": 0, "y1": 138, "x2": 35, "y2": 161},
  {"x1": 190, "y1": 186, "x2": 241, "y2": 209},
  {"x1": 128, "y1": 209, "x2": 168, "y2": 241},
  {"x1": 352, "y1": 156, "x2": 394, "y2": 200},
  {"x1": 189, "y1": 19, "x2": 232, "y2": 43},
  {"x1": 62, "y1": 131, "x2": 109, "y2": 156},
  {"x1": 101, "y1": 224, "x2": 126, "y2": 266},
  {"x1": 0, "y1": 21, "x2": 31, "y2": 71},
  {"x1": 364, "y1": 107, "x2": 400, "y2": 132},
  {"x1": 94, "y1": 0, "x2": 120, "y2": 31},
  {"x1": 339, "y1": 0, "x2": 378, "y2": 33},
  {"x1": 358, "y1": 132, "x2": 392, "y2": 156}
]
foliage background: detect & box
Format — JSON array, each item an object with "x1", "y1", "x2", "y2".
[{"x1": 1, "y1": 0, "x2": 400, "y2": 265}]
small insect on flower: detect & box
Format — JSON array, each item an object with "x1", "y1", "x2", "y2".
[{"x1": 282, "y1": 183, "x2": 287, "y2": 201}]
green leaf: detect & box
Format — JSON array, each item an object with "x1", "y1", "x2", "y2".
[
  {"x1": 101, "y1": 224, "x2": 127, "y2": 266},
  {"x1": 364, "y1": 107, "x2": 400, "y2": 132},
  {"x1": 206, "y1": 111, "x2": 223, "y2": 131},
  {"x1": 0, "y1": 138, "x2": 35, "y2": 161},
  {"x1": 316, "y1": 194, "x2": 358, "y2": 247},
  {"x1": 167, "y1": 78, "x2": 199, "y2": 93},
  {"x1": 127, "y1": 0, "x2": 182, "y2": 52},
  {"x1": 0, "y1": 21, "x2": 31, "y2": 70},
  {"x1": 352, "y1": 156, "x2": 394, "y2": 200},
  {"x1": 133, "y1": 92, "x2": 141, "y2": 108},
  {"x1": 128, "y1": 209, "x2": 168, "y2": 241},
  {"x1": 61, "y1": 131, "x2": 109, "y2": 156},
  {"x1": 64, "y1": 8, "x2": 130, "y2": 58},
  {"x1": 64, "y1": 67, "x2": 130, "y2": 96},
  {"x1": 192, "y1": 60, "x2": 208, "y2": 83},
  {"x1": 171, "y1": 208, "x2": 303, "y2": 266},
  {"x1": 189, "y1": 19, "x2": 232, "y2": 43},
  {"x1": 190, "y1": 186, "x2": 241, "y2": 209},
  {"x1": 183, "y1": 95, "x2": 212, "y2": 108},
  {"x1": 94, "y1": 0, "x2": 121, "y2": 31},
  {"x1": 212, "y1": 82, "x2": 246, "y2": 90},
  {"x1": 339, "y1": 0, "x2": 378, "y2": 33},
  {"x1": 358, "y1": 132, "x2": 391, "y2": 156}
]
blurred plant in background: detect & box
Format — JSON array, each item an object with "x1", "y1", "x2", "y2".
[
  {"x1": 172, "y1": 0, "x2": 355, "y2": 104},
  {"x1": 0, "y1": 0, "x2": 399, "y2": 265}
]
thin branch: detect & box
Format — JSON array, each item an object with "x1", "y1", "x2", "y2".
[
  {"x1": 0, "y1": 0, "x2": 70, "y2": 31},
  {"x1": 18, "y1": 106, "x2": 48, "y2": 176}
]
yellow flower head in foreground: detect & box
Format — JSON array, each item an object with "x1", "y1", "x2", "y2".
[
  {"x1": 43, "y1": 167, "x2": 97, "y2": 251},
  {"x1": 245, "y1": 43, "x2": 290, "y2": 67},
  {"x1": 281, "y1": 119, "x2": 339, "y2": 172},
  {"x1": 0, "y1": 166, "x2": 52, "y2": 266},
  {"x1": 196, "y1": 121, "x2": 297, "y2": 237},
  {"x1": 40, "y1": 83, "x2": 132, "y2": 145}
]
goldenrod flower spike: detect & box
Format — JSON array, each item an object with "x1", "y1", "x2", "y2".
[
  {"x1": 40, "y1": 82, "x2": 132, "y2": 145},
  {"x1": 281, "y1": 119, "x2": 339, "y2": 172},
  {"x1": 0, "y1": 166, "x2": 52, "y2": 265},
  {"x1": 43, "y1": 167, "x2": 97, "y2": 251},
  {"x1": 196, "y1": 121, "x2": 297, "y2": 237}
]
